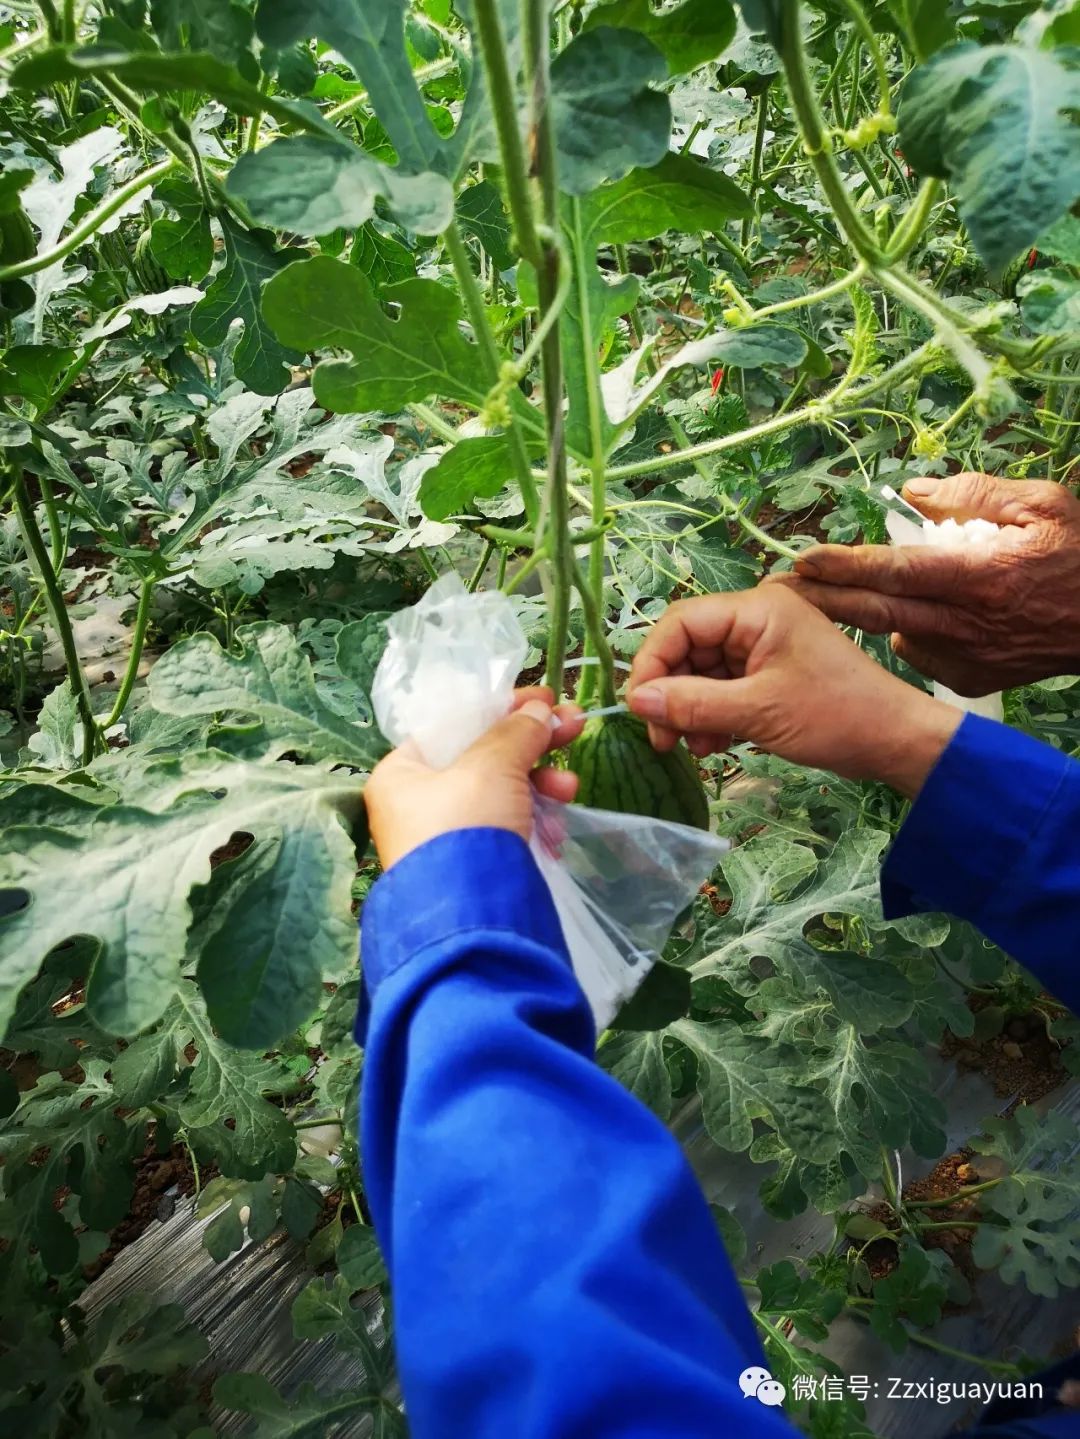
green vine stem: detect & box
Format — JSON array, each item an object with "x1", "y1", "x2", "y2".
[
  {"x1": 569, "y1": 553, "x2": 618, "y2": 704},
  {"x1": 884, "y1": 177, "x2": 942, "y2": 264},
  {"x1": 323, "y1": 57, "x2": 457, "y2": 128},
  {"x1": 409, "y1": 401, "x2": 463, "y2": 447},
  {"x1": 603, "y1": 338, "x2": 938, "y2": 485},
  {"x1": 473, "y1": 0, "x2": 574, "y2": 689},
  {"x1": 839, "y1": 0, "x2": 891, "y2": 117},
  {"x1": 0, "y1": 157, "x2": 177, "y2": 281},
  {"x1": 0, "y1": 22, "x2": 48, "y2": 70},
  {"x1": 99, "y1": 576, "x2": 154, "y2": 732},
  {"x1": 11, "y1": 469, "x2": 98, "y2": 764},
  {"x1": 443, "y1": 219, "x2": 540, "y2": 523},
  {"x1": 741, "y1": 79, "x2": 772, "y2": 251},
  {"x1": 35, "y1": 0, "x2": 60, "y2": 42},
  {"x1": 512, "y1": 231, "x2": 573, "y2": 375},
  {"x1": 665, "y1": 413, "x2": 800, "y2": 563},
  {"x1": 98, "y1": 77, "x2": 211, "y2": 187},
  {"x1": 905, "y1": 1179, "x2": 1001, "y2": 1209},
  {"x1": 570, "y1": 196, "x2": 618, "y2": 707},
  {"x1": 504, "y1": 545, "x2": 547, "y2": 595},
  {"x1": 466, "y1": 538, "x2": 496, "y2": 593},
  {"x1": 471, "y1": 0, "x2": 542, "y2": 267},
  {"x1": 777, "y1": 0, "x2": 886, "y2": 265},
  {"x1": 521, "y1": 0, "x2": 575, "y2": 698},
  {"x1": 723, "y1": 262, "x2": 866, "y2": 323},
  {"x1": 913, "y1": 1219, "x2": 984, "y2": 1232},
  {"x1": 844, "y1": 1299, "x2": 1024, "y2": 1378},
  {"x1": 36, "y1": 472, "x2": 64, "y2": 571},
  {"x1": 478, "y1": 514, "x2": 612, "y2": 548},
  {"x1": 844, "y1": 40, "x2": 863, "y2": 133},
  {"x1": 877, "y1": 265, "x2": 1000, "y2": 396}
]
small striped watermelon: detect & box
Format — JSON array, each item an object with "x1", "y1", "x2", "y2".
[{"x1": 567, "y1": 714, "x2": 710, "y2": 830}]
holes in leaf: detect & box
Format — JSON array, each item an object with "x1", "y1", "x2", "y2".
[
  {"x1": 0, "y1": 888, "x2": 29, "y2": 918},
  {"x1": 208, "y1": 832, "x2": 254, "y2": 870}
]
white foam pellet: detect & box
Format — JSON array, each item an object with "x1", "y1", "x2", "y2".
[{"x1": 922, "y1": 516, "x2": 1001, "y2": 549}]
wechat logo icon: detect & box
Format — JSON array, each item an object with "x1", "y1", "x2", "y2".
[{"x1": 739, "y1": 1365, "x2": 788, "y2": 1408}]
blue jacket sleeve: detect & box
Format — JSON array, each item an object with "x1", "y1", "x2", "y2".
[
  {"x1": 882, "y1": 714, "x2": 1080, "y2": 1012},
  {"x1": 357, "y1": 828, "x2": 795, "y2": 1439}
]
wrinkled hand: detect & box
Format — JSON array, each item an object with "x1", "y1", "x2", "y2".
[
  {"x1": 364, "y1": 688, "x2": 585, "y2": 871},
  {"x1": 768, "y1": 473, "x2": 1080, "y2": 696},
  {"x1": 627, "y1": 586, "x2": 961, "y2": 798}
]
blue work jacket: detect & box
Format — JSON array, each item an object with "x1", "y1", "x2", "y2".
[{"x1": 358, "y1": 714, "x2": 1079, "y2": 1438}]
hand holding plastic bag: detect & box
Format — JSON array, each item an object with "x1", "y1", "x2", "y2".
[{"x1": 371, "y1": 575, "x2": 728, "y2": 1028}]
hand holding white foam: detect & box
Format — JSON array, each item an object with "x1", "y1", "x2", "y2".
[{"x1": 880, "y1": 488, "x2": 1004, "y2": 721}]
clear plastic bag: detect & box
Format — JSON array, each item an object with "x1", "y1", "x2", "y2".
[{"x1": 372, "y1": 575, "x2": 728, "y2": 1027}]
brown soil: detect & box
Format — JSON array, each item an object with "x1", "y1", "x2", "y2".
[
  {"x1": 755, "y1": 499, "x2": 833, "y2": 557},
  {"x1": 861, "y1": 1149, "x2": 982, "y2": 1288},
  {"x1": 942, "y1": 996, "x2": 1070, "y2": 1106},
  {"x1": 83, "y1": 1132, "x2": 219, "y2": 1282},
  {"x1": 700, "y1": 883, "x2": 731, "y2": 918},
  {"x1": 66, "y1": 545, "x2": 110, "y2": 572},
  {"x1": 208, "y1": 831, "x2": 254, "y2": 868}
]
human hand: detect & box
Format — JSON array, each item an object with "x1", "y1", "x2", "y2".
[
  {"x1": 767, "y1": 473, "x2": 1080, "y2": 695},
  {"x1": 364, "y1": 687, "x2": 585, "y2": 871},
  {"x1": 626, "y1": 586, "x2": 961, "y2": 798}
]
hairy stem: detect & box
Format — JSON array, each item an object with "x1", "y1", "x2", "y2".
[
  {"x1": 906, "y1": 1179, "x2": 1001, "y2": 1209},
  {"x1": 324, "y1": 57, "x2": 456, "y2": 127},
  {"x1": 840, "y1": 0, "x2": 890, "y2": 115},
  {"x1": 777, "y1": 0, "x2": 885, "y2": 264},
  {"x1": 12, "y1": 469, "x2": 98, "y2": 764},
  {"x1": 845, "y1": 1300, "x2": 1023, "y2": 1377},
  {"x1": 741, "y1": 80, "x2": 772, "y2": 251},
  {"x1": 913, "y1": 1219, "x2": 984, "y2": 1232},
  {"x1": 727, "y1": 262, "x2": 866, "y2": 322},
  {"x1": 466, "y1": 539, "x2": 496, "y2": 593},
  {"x1": 604, "y1": 335, "x2": 940, "y2": 485},
  {"x1": 472, "y1": 0, "x2": 542, "y2": 266},
  {"x1": 100, "y1": 576, "x2": 154, "y2": 731},
  {"x1": 877, "y1": 265, "x2": 997, "y2": 393},
  {"x1": 885, "y1": 178, "x2": 943, "y2": 264},
  {"x1": 570, "y1": 197, "x2": 616, "y2": 706},
  {"x1": 520, "y1": 0, "x2": 574, "y2": 696},
  {"x1": 665, "y1": 413, "x2": 800, "y2": 562},
  {"x1": 570, "y1": 555, "x2": 617, "y2": 705},
  {"x1": 443, "y1": 219, "x2": 539, "y2": 523},
  {"x1": 0, "y1": 157, "x2": 177, "y2": 281}
]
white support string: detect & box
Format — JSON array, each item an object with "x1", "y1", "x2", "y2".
[
  {"x1": 562, "y1": 656, "x2": 632, "y2": 672},
  {"x1": 579, "y1": 703, "x2": 628, "y2": 721}
]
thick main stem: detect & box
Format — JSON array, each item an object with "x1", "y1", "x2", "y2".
[
  {"x1": 521, "y1": 0, "x2": 574, "y2": 697},
  {"x1": 572, "y1": 199, "x2": 616, "y2": 706},
  {"x1": 12, "y1": 470, "x2": 97, "y2": 764},
  {"x1": 443, "y1": 219, "x2": 539, "y2": 523},
  {"x1": 471, "y1": 0, "x2": 543, "y2": 267},
  {"x1": 100, "y1": 576, "x2": 154, "y2": 731},
  {"x1": 777, "y1": 0, "x2": 884, "y2": 265}
]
